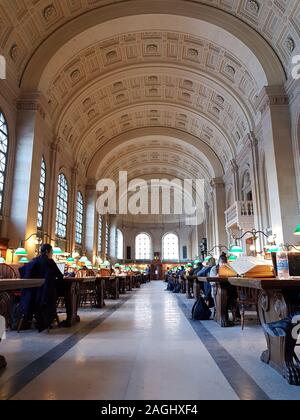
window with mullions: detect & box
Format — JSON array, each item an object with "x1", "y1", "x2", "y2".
[
  {"x1": 135, "y1": 233, "x2": 151, "y2": 260},
  {"x1": 0, "y1": 111, "x2": 8, "y2": 214},
  {"x1": 75, "y1": 192, "x2": 84, "y2": 245},
  {"x1": 55, "y1": 174, "x2": 68, "y2": 239},
  {"x1": 98, "y1": 215, "x2": 102, "y2": 256},
  {"x1": 116, "y1": 229, "x2": 123, "y2": 260},
  {"x1": 37, "y1": 157, "x2": 46, "y2": 229},
  {"x1": 105, "y1": 222, "x2": 109, "y2": 255},
  {"x1": 163, "y1": 233, "x2": 179, "y2": 260}
]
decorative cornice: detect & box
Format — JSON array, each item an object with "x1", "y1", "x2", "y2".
[
  {"x1": 17, "y1": 92, "x2": 46, "y2": 119},
  {"x1": 256, "y1": 85, "x2": 289, "y2": 116},
  {"x1": 210, "y1": 177, "x2": 225, "y2": 189}
]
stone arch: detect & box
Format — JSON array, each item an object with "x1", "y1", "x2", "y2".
[{"x1": 20, "y1": 2, "x2": 285, "y2": 91}]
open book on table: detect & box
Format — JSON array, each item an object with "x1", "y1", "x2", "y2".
[{"x1": 219, "y1": 256, "x2": 275, "y2": 278}]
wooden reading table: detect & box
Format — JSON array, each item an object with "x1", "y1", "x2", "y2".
[
  {"x1": 229, "y1": 277, "x2": 300, "y2": 385},
  {"x1": 0, "y1": 278, "x2": 45, "y2": 370}
]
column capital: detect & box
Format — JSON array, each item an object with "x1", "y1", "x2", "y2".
[
  {"x1": 86, "y1": 178, "x2": 97, "y2": 190},
  {"x1": 210, "y1": 177, "x2": 225, "y2": 189},
  {"x1": 17, "y1": 91, "x2": 47, "y2": 119},
  {"x1": 255, "y1": 85, "x2": 289, "y2": 116}
]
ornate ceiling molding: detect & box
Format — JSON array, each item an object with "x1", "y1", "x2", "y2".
[{"x1": 0, "y1": 0, "x2": 289, "y2": 89}]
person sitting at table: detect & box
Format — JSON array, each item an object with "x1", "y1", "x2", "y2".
[
  {"x1": 209, "y1": 253, "x2": 227, "y2": 277},
  {"x1": 196, "y1": 258, "x2": 216, "y2": 308},
  {"x1": 19, "y1": 244, "x2": 64, "y2": 332},
  {"x1": 193, "y1": 262, "x2": 204, "y2": 277}
]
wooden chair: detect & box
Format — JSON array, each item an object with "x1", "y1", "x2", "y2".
[
  {"x1": 235, "y1": 286, "x2": 259, "y2": 330},
  {"x1": 76, "y1": 271, "x2": 98, "y2": 310}
]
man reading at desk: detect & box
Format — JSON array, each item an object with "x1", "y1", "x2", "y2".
[{"x1": 19, "y1": 244, "x2": 64, "y2": 332}]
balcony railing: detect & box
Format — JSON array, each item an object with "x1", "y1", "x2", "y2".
[{"x1": 225, "y1": 201, "x2": 254, "y2": 230}]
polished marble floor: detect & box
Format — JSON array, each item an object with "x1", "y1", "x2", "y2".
[{"x1": 0, "y1": 281, "x2": 300, "y2": 400}]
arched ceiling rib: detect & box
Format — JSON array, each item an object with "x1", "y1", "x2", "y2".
[
  {"x1": 0, "y1": 0, "x2": 292, "y2": 87},
  {"x1": 88, "y1": 131, "x2": 224, "y2": 180},
  {"x1": 68, "y1": 104, "x2": 234, "y2": 172}
]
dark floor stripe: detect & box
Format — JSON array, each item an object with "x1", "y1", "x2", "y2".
[
  {"x1": 176, "y1": 295, "x2": 271, "y2": 401},
  {"x1": 0, "y1": 294, "x2": 133, "y2": 400}
]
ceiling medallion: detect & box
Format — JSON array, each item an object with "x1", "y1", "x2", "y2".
[
  {"x1": 187, "y1": 48, "x2": 199, "y2": 58},
  {"x1": 106, "y1": 50, "x2": 118, "y2": 61},
  {"x1": 146, "y1": 44, "x2": 158, "y2": 54},
  {"x1": 225, "y1": 64, "x2": 236, "y2": 77},
  {"x1": 10, "y1": 44, "x2": 18, "y2": 62},
  {"x1": 247, "y1": 0, "x2": 260, "y2": 14},
  {"x1": 43, "y1": 5, "x2": 57, "y2": 22},
  {"x1": 285, "y1": 37, "x2": 295, "y2": 53}
]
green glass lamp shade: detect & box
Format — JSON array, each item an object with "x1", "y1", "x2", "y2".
[
  {"x1": 294, "y1": 224, "x2": 300, "y2": 235},
  {"x1": 20, "y1": 257, "x2": 29, "y2": 264},
  {"x1": 0, "y1": 257, "x2": 5, "y2": 264},
  {"x1": 204, "y1": 256, "x2": 211, "y2": 262},
  {"x1": 186, "y1": 263, "x2": 193, "y2": 268},
  {"x1": 269, "y1": 245, "x2": 279, "y2": 253},
  {"x1": 103, "y1": 260, "x2": 110, "y2": 267},
  {"x1": 15, "y1": 247, "x2": 28, "y2": 256},
  {"x1": 228, "y1": 255, "x2": 238, "y2": 262},
  {"x1": 53, "y1": 247, "x2": 63, "y2": 255},
  {"x1": 114, "y1": 263, "x2": 121, "y2": 268},
  {"x1": 79, "y1": 256, "x2": 88, "y2": 263},
  {"x1": 194, "y1": 260, "x2": 201, "y2": 265},
  {"x1": 229, "y1": 245, "x2": 244, "y2": 254},
  {"x1": 67, "y1": 257, "x2": 75, "y2": 262}
]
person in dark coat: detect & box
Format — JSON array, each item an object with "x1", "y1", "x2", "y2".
[{"x1": 19, "y1": 244, "x2": 64, "y2": 332}]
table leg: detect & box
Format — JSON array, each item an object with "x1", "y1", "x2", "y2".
[
  {"x1": 95, "y1": 279, "x2": 105, "y2": 308},
  {"x1": 258, "y1": 290, "x2": 300, "y2": 385},
  {"x1": 186, "y1": 279, "x2": 193, "y2": 299},
  {"x1": 215, "y1": 283, "x2": 230, "y2": 328},
  {"x1": 63, "y1": 282, "x2": 81, "y2": 327},
  {"x1": 193, "y1": 280, "x2": 200, "y2": 300}
]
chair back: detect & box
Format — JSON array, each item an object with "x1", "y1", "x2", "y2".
[{"x1": 0, "y1": 263, "x2": 18, "y2": 279}]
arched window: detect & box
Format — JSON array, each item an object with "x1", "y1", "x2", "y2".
[
  {"x1": 136, "y1": 233, "x2": 151, "y2": 260},
  {"x1": 0, "y1": 111, "x2": 8, "y2": 214},
  {"x1": 105, "y1": 222, "x2": 109, "y2": 255},
  {"x1": 55, "y1": 174, "x2": 68, "y2": 239},
  {"x1": 75, "y1": 192, "x2": 84, "y2": 245},
  {"x1": 37, "y1": 157, "x2": 46, "y2": 229},
  {"x1": 98, "y1": 215, "x2": 102, "y2": 256},
  {"x1": 163, "y1": 233, "x2": 179, "y2": 260},
  {"x1": 116, "y1": 229, "x2": 123, "y2": 260}
]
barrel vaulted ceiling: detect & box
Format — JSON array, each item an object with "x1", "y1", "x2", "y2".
[
  {"x1": 0, "y1": 0, "x2": 299, "y2": 81},
  {"x1": 1, "y1": 0, "x2": 298, "y2": 186}
]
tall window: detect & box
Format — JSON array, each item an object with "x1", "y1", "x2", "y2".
[
  {"x1": 98, "y1": 215, "x2": 102, "y2": 256},
  {"x1": 75, "y1": 192, "x2": 84, "y2": 245},
  {"x1": 55, "y1": 174, "x2": 68, "y2": 239},
  {"x1": 136, "y1": 233, "x2": 151, "y2": 260},
  {"x1": 0, "y1": 111, "x2": 8, "y2": 214},
  {"x1": 37, "y1": 157, "x2": 46, "y2": 229},
  {"x1": 105, "y1": 222, "x2": 109, "y2": 255},
  {"x1": 163, "y1": 233, "x2": 179, "y2": 260},
  {"x1": 116, "y1": 229, "x2": 123, "y2": 260}
]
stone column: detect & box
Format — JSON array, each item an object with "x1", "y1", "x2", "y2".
[
  {"x1": 230, "y1": 159, "x2": 240, "y2": 201},
  {"x1": 246, "y1": 133, "x2": 264, "y2": 250},
  {"x1": 10, "y1": 93, "x2": 46, "y2": 258},
  {"x1": 85, "y1": 179, "x2": 97, "y2": 261},
  {"x1": 211, "y1": 178, "x2": 227, "y2": 249},
  {"x1": 256, "y1": 86, "x2": 299, "y2": 244}
]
